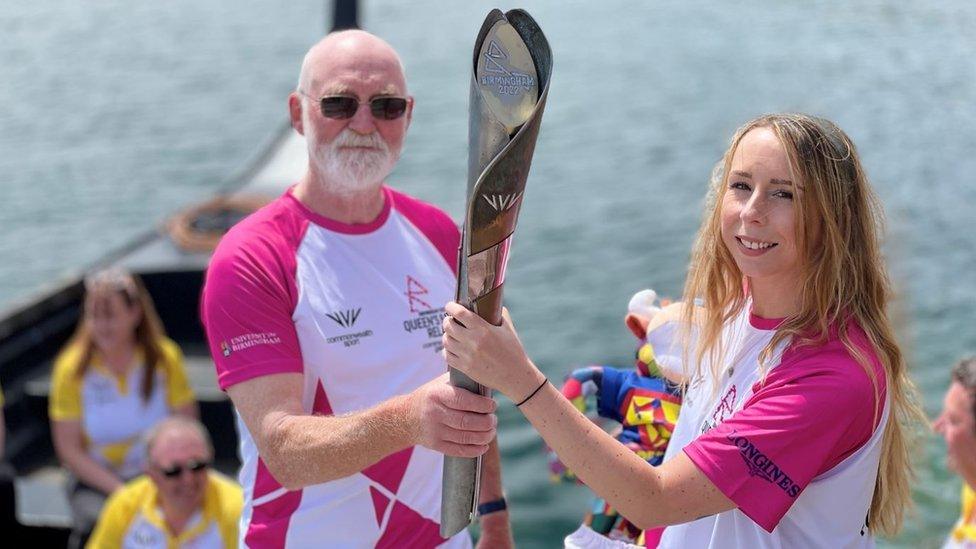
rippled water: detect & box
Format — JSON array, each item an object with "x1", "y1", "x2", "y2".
[{"x1": 2, "y1": 1, "x2": 974, "y2": 546}]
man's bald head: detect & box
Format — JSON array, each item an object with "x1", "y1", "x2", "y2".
[
  {"x1": 145, "y1": 416, "x2": 213, "y2": 463},
  {"x1": 297, "y1": 30, "x2": 407, "y2": 96}
]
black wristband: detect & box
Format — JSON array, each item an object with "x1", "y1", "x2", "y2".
[
  {"x1": 515, "y1": 377, "x2": 548, "y2": 407},
  {"x1": 477, "y1": 497, "x2": 507, "y2": 516}
]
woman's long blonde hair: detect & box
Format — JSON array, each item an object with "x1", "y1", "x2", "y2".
[{"x1": 680, "y1": 113, "x2": 924, "y2": 536}]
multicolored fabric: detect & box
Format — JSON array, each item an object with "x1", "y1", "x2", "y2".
[
  {"x1": 552, "y1": 339, "x2": 682, "y2": 547},
  {"x1": 945, "y1": 483, "x2": 976, "y2": 548},
  {"x1": 660, "y1": 305, "x2": 889, "y2": 548},
  {"x1": 49, "y1": 339, "x2": 195, "y2": 479},
  {"x1": 86, "y1": 472, "x2": 242, "y2": 548},
  {"x1": 201, "y1": 187, "x2": 470, "y2": 548}
]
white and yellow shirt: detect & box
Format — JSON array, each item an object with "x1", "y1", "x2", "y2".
[
  {"x1": 87, "y1": 473, "x2": 243, "y2": 549},
  {"x1": 946, "y1": 483, "x2": 976, "y2": 548},
  {"x1": 49, "y1": 339, "x2": 195, "y2": 479}
]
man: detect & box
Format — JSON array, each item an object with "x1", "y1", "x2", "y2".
[
  {"x1": 201, "y1": 30, "x2": 511, "y2": 547},
  {"x1": 87, "y1": 417, "x2": 243, "y2": 548},
  {"x1": 934, "y1": 356, "x2": 976, "y2": 548}
]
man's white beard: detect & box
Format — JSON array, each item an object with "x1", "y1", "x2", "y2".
[{"x1": 310, "y1": 129, "x2": 397, "y2": 195}]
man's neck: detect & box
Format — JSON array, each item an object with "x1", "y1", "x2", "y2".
[
  {"x1": 293, "y1": 173, "x2": 385, "y2": 225},
  {"x1": 160, "y1": 498, "x2": 195, "y2": 536}
]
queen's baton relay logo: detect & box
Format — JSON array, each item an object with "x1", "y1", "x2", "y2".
[
  {"x1": 481, "y1": 40, "x2": 535, "y2": 96},
  {"x1": 402, "y1": 275, "x2": 447, "y2": 354}
]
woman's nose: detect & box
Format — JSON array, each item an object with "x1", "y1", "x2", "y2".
[{"x1": 740, "y1": 194, "x2": 767, "y2": 224}]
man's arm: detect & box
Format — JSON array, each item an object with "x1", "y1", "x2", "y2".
[{"x1": 227, "y1": 372, "x2": 497, "y2": 491}]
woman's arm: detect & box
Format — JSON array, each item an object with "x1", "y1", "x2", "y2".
[
  {"x1": 518, "y1": 379, "x2": 733, "y2": 528},
  {"x1": 51, "y1": 420, "x2": 124, "y2": 494},
  {"x1": 442, "y1": 302, "x2": 734, "y2": 529}
]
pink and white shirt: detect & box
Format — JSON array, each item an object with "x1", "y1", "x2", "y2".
[
  {"x1": 659, "y1": 305, "x2": 889, "y2": 549},
  {"x1": 201, "y1": 186, "x2": 470, "y2": 548}
]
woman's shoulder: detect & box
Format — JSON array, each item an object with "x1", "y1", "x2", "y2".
[
  {"x1": 152, "y1": 337, "x2": 184, "y2": 365},
  {"x1": 775, "y1": 322, "x2": 887, "y2": 402},
  {"x1": 51, "y1": 340, "x2": 86, "y2": 377}
]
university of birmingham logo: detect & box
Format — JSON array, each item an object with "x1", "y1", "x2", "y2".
[
  {"x1": 220, "y1": 341, "x2": 231, "y2": 357},
  {"x1": 326, "y1": 308, "x2": 362, "y2": 328},
  {"x1": 482, "y1": 192, "x2": 522, "y2": 212}
]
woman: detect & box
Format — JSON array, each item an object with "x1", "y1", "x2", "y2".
[
  {"x1": 443, "y1": 113, "x2": 923, "y2": 547},
  {"x1": 49, "y1": 268, "x2": 197, "y2": 548}
]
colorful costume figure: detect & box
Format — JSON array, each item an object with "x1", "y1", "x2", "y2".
[{"x1": 551, "y1": 290, "x2": 683, "y2": 546}]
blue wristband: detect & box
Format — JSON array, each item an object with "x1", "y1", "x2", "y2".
[{"x1": 477, "y1": 498, "x2": 507, "y2": 516}]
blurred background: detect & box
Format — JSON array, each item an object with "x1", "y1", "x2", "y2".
[{"x1": 1, "y1": 0, "x2": 974, "y2": 546}]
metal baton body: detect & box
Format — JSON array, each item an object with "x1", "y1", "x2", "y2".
[{"x1": 440, "y1": 8, "x2": 552, "y2": 538}]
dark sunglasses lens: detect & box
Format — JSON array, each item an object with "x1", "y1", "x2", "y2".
[
  {"x1": 320, "y1": 96, "x2": 358, "y2": 119},
  {"x1": 370, "y1": 97, "x2": 407, "y2": 120},
  {"x1": 161, "y1": 460, "x2": 209, "y2": 477}
]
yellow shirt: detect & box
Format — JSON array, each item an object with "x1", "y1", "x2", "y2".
[
  {"x1": 947, "y1": 483, "x2": 976, "y2": 548},
  {"x1": 49, "y1": 338, "x2": 195, "y2": 478},
  {"x1": 87, "y1": 472, "x2": 242, "y2": 549}
]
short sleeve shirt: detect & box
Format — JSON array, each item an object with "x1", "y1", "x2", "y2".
[
  {"x1": 659, "y1": 306, "x2": 889, "y2": 548},
  {"x1": 49, "y1": 338, "x2": 195, "y2": 478},
  {"x1": 201, "y1": 186, "x2": 471, "y2": 548},
  {"x1": 87, "y1": 472, "x2": 243, "y2": 549}
]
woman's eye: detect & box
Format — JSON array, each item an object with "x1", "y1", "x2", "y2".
[
  {"x1": 729, "y1": 181, "x2": 751, "y2": 191},
  {"x1": 773, "y1": 190, "x2": 794, "y2": 200}
]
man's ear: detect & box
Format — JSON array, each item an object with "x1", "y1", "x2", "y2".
[
  {"x1": 288, "y1": 93, "x2": 305, "y2": 135},
  {"x1": 625, "y1": 313, "x2": 650, "y2": 340}
]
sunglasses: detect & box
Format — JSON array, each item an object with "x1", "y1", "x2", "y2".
[
  {"x1": 158, "y1": 459, "x2": 209, "y2": 478},
  {"x1": 302, "y1": 92, "x2": 409, "y2": 121}
]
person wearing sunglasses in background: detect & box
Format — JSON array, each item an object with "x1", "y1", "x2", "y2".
[
  {"x1": 200, "y1": 30, "x2": 509, "y2": 548},
  {"x1": 87, "y1": 416, "x2": 242, "y2": 548},
  {"x1": 50, "y1": 268, "x2": 198, "y2": 549},
  {"x1": 933, "y1": 356, "x2": 976, "y2": 548}
]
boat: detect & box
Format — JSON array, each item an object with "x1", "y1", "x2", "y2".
[{"x1": 0, "y1": 2, "x2": 358, "y2": 541}]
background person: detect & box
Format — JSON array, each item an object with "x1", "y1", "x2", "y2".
[
  {"x1": 87, "y1": 416, "x2": 242, "y2": 549},
  {"x1": 442, "y1": 113, "x2": 925, "y2": 548},
  {"x1": 933, "y1": 356, "x2": 976, "y2": 548},
  {"x1": 201, "y1": 30, "x2": 510, "y2": 547},
  {"x1": 50, "y1": 268, "x2": 197, "y2": 548}
]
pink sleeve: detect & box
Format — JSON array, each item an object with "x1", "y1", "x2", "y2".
[
  {"x1": 683, "y1": 352, "x2": 884, "y2": 532},
  {"x1": 390, "y1": 188, "x2": 460, "y2": 275},
  {"x1": 201, "y1": 221, "x2": 305, "y2": 390}
]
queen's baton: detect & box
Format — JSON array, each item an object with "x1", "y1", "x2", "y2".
[{"x1": 440, "y1": 8, "x2": 552, "y2": 538}]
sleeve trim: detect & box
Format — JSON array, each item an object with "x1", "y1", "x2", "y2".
[{"x1": 217, "y1": 360, "x2": 305, "y2": 391}]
